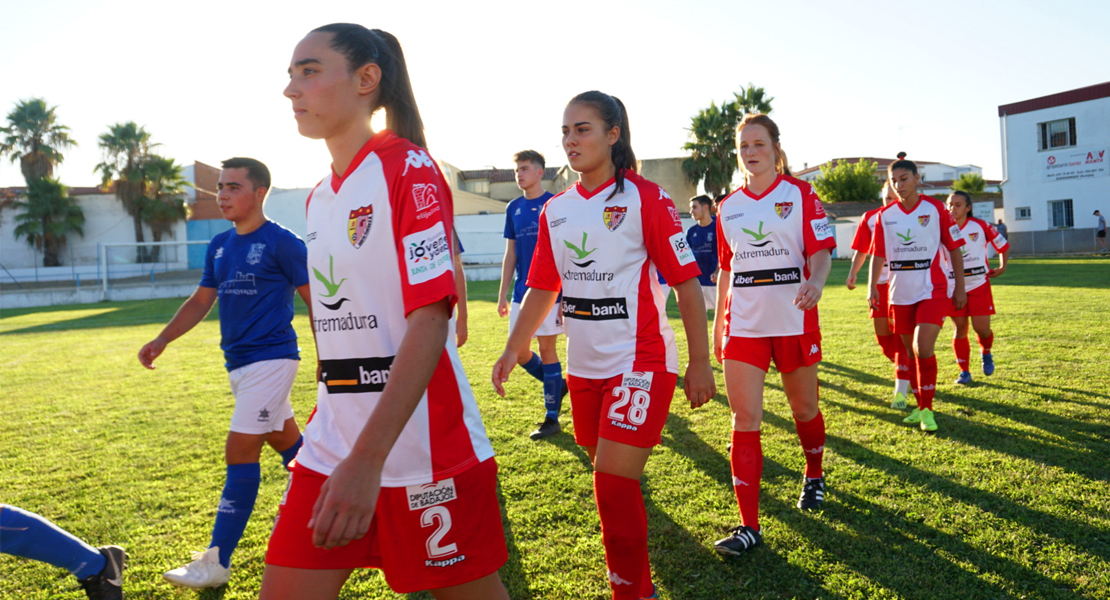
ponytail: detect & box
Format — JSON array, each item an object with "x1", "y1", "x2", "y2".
[
  {"x1": 312, "y1": 23, "x2": 427, "y2": 149},
  {"x1": 568, "y1": 91, "x2": 637, "y2": 200}
]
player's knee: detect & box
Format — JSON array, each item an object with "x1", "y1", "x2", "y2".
[{"x1": 731, "y1": 411, "x2": 762, "y2": 431}]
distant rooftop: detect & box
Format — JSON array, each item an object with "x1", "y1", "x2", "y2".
[
  {"x1": 998, "y1": 81, "x2": 1110, "y2": 117},
  {"x1": 460, "y1": 167, "x2": 559, "y2": 183}
]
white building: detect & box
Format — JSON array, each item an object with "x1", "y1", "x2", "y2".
[{"x1": 998, "y1": 81, "x2": 1110, "y2": 254}]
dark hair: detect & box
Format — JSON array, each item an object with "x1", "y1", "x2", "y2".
[
  {"x1": 690, "y1": 194, "x2": 712, "y2": 208},
  {"x1": 513, "y1": 150, "x2": 545, "y2": 170},
  {"x1": 736, "y1": 114, "x2": 791, "y2": 176},
  {"x1": 568, "y1": 91, "x2": 637, "y2": 200},
  {"x1": 889, "y1": 151, "x2": 918, "y2": 176},
  {"x1": 312, "y1": 24, "x2": 426, "y2": 149},
  {"x1": 221, "y1": 157, "x2": 271, "y2": 190},
  {"x1": 713, "y1": 193, "x2": 728, "y2": 206},
  {"x1": 949, "y1": 190, "x2": 972, "y2": 206}
]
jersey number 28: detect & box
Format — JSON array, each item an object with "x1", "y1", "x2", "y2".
[{"x1": 608, "y1": 386, "x2": 651, "y2": 426}]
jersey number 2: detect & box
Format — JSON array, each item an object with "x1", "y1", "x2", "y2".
[
  {"x1": 608, "y1": 386, "x2": 651, "y2": 426},
  {"x1": 420, "y1": 505, "x2": 458, "y2": 559}
]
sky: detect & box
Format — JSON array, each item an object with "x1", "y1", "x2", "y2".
[{"x1": 2, "y1": 0, "x2": 1107, "y2": 191}]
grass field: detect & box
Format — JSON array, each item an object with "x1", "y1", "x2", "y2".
[{"x1": 1, "y1": 257, "x2": 1108, "y2": 599}]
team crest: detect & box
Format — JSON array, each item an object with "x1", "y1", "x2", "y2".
[
  {"x1": 969, "y1": 232, "x2": 979, "y2": 242},
  {"x1": 348, "y1": 205, "x2": 374, "y2": 249},
  {"x1": 774, "y1": 202, "x2": 793, "y2": 219},
  {"x1": 603, "y1": 206, "x2": 628, "y2": 232},
  {"x1": 412, "y1": 183, "x2": 438, "y2": 212},
  {"x1": 918, "y1": 215, "x2": 931, "y2": 227},
  {"x1": 667, "y1": 206, "x2": 682, "y2": 225},
  {"x1": 246, "y1": 243, "x2": 265, "y2": 265}
]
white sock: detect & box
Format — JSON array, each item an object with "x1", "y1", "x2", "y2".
[{"x1": 894, "y1": 379, "x2": 910, "y2": 394}]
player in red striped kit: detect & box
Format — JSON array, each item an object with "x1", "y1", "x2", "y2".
[
  {"x1": 711, "y1": 114, "x2": 836, "y2": 557},
  {"x1": 847, "y1": 183, "x2": 912, "y2": 408},
  {"x1": 868, "y1": 154, "x2": 967, "y2": 432},
  {"x1": 493, "y1": 90, "x2": 715, "y2": 600},
  {"x1": 945, "y1": 191, "x2": 1009, "y2": 383}
]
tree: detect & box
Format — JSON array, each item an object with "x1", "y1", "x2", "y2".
[
  {"x1": 96, "y1": 122, "x2": 155, "y2": 261},
  {"x1": 811, "y1": 159, "x2": 884, "y2": 203},
  {"x1": 12, "y1": 177, "x2": 85, "y2": 267},
  {"x1": 138, "y1": 155, "x2": 190, "y2": 262},
  {"x1": 682, "y1": 83, "x2": 774, "y2": 197},
  {"x1": 952, "y1": 172, "x2": 986, "y2": 195},
  {"x1": 0, "y1": 98, "x2": 77, "y2": 184}
]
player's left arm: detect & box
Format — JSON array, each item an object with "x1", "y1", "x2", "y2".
[
  {"x1": 797, "y1": 185, "x2": 836, "y2": 310},
  {"x1": 941, "y1": 209, "x2": 967, "y2": 309},
  {"x1": 987, "y1": 224, "x2": 1011, "y2": 278}
]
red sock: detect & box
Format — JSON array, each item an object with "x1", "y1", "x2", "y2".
[
  {"x1": 794, "y1": 412, "x2": 825, "y2": 479},
  {"x1": 979, "y1": 333, "x2": 994, "y2": 354},
  {"x1": 875, "y1": 334, "x2": 897, "y2": 363},
  {"x1": 895, "y1": 346, "x2": 910, "y2": 384},
  {"x1": 917, "y1": 355, "x2": 937, "y2": 410},
  {"x1": 594, "y1": 471, "x2": 652, "y2": 600},
  {"x1": 907, "y1": 357, "x2": 919, "y2": 400},
  {"x1": 953, "y1": 337, "x2": 971, "y2": 372},
  {"x1": 730, "y1": 430, "x2": 762, "y2": 531}
]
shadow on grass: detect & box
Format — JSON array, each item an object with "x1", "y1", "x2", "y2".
[
  {"x1": 996, "y1": 377, "x2": 1110, "y2": 403},
  {"x1": 495, "y1": 483, "x2": 536, "y2": 600},
  {"x1": 542, "y1": 429, "x2": 594, "y2": 472}
]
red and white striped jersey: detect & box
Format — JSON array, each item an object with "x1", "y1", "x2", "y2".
[
  {"x1": 870, "y1": 194, "x2": 965, "y2": 306},
  {"x1": 717, "y1": 175, "x2": 836, "y2": 337},
  {"x1": 299, "y1": 130, "x2": 494, "y2": 487},
  {"x1": 527, "y1": 170, "x2": 701, "y2": 379},
  {"x1": 955, "y1": 216, "x2": 1009, "y2": 292},
  {"x1": 850, "y1": 208, "x2": 890, "y2": 285}
]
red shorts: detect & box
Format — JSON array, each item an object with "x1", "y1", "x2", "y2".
[
  {"x1": 567, "y1": 371, "x2": 677, "y2": 448},
  {"x1": 948, "y1": 283, "x2": 995, "y2": 318},
  {"x1": 890, "y1": 297, "x2": 949, "y2": 334},
  {"x1": 265, "y1": 458, "x2": 507, "y2": 593},
  {"x1": 869, "y1": 283, "x2": 890, "y2": 320},
  {"x1": 723, "y1": 331, "x2": 822, "y2": 373}
]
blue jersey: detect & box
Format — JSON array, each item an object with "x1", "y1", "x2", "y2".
[
  {"x1": 503, "y1": 192, "x2": 553, "y2": 303},
  {"x1": 687, "y1": 217, "x2": 718, "y2": 286},
  {"x1": 200, "y1": 221, "x2": 310, "y2": 370}
]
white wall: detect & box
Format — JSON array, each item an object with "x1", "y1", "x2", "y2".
[
  {"x1": 1000, "y1": 96, "x2": 1110, "y2": 233},
  {"x1": 264, "y1": 188, "x2": 311, "y2": 239}
]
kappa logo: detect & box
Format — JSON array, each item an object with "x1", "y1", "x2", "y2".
[
  {"x1": 564, "y1": 232, "x2": 597, "y2": 267},
  {"x1": 805, "y1": 445, "x2": 824, "y2": 454},
  {"x1": 348, "y1": 205, "x2": 373, "y2": 249},
  {"x1": 775, "y1": 202, "x2": 793, "y2": 219},
  {"x1": 412, "y1": 183, "x2": 439, "y2": 213},
  {"x1": 658, "y1": 187, "x2": 672, "y2": 201},
  {"x1": 246, "y1": 243, "x2": 265, "y2": 265},
  {"x1": 725, "y1": 212, "x2": 744, "y2": 221},
  {"x1": 732, "y1": 476, "x2": 751, "y2": 487},
  {"x1": 743, "y1": 221, "x2": 773, "y2": 247},
  {"x1": 918, "y1": 215, "x2": 931, "y2": 227},
  {"x1": 214, "y1": 247, "x2": 224, "y2": 259},
  {"x1": 550, "y1": 217, "x2": 567, "y2": 228},
  {"x1": 809, "y1": 344, "x2": 819, "y2": 355},
  {"x1": 603, "y1": 205, "x2": 628, "y2": 231},
  {"x1": 313, "y1": 255, "x2": 350, "y2": 311},
  {"x1": 402, "y1": 149, "x2": 436, "y2": 175},
  {"x1": 608, "y1": 572, "x2": 633, "y2": 586}
]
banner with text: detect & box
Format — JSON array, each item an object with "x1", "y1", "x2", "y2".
[{"x1": 1044, "y1": 147, "x2": 1108, "y2": 182}]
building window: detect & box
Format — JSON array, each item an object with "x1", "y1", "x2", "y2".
[
  {"x1": 1039, "y1": 117, "x2": 1076, "y2": 151},
  {"x1": 1016, "y1": 207, "x2": 1032, "y2": 220},
  {"x1": 1048, "y1": 199, "x2": 1073, "y2": 228},
  {"x1": 462, "y1": 179, "x2": 489, "y2": 195}
]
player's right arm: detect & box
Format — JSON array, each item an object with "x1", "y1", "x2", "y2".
[
  {"x1": 497, "y1": 239, "x2": 516, "y2": 318},
  {"x1": 138, "y1": 286, "x2": 217, "y2": 369},
  {"x1": 846, "y1": 251, "x2": 867, "y2": 290}
]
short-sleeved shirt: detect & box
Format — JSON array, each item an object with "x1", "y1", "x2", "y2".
[
  {"x1": 1098, "y1": 215, "x2": 1107, "y2": 232},
  {"x1": 299, "y1": 130, "x2": 494, "y2": 487},
  {"x1": 850, "y1": 208, "x2": 890, "y2": 285},
  {"x1": 870, "y1": 194, "x2": 965, "y2": 306},
  {"x1": 504, "y1": 192, "x2": 554, "y2": 303},
  {"x1": 955, "y1": 216, "x2": 1009, "y2": 292},
  {"x1": 199, "y1": 220, "x2": 309, "y2": 370},
  {"x1": 717, "y1": 175, "x2": 836, "y2": 338},
  {"x1": 527, "y1": 170, "x2": 701, "y2": 379},
  {"x1": 687, "y1": 217, "x2": 718, "y2": 286}
]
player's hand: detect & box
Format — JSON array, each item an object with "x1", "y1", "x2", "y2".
[
  {"x1": 953, "y1": 288, "x2": 968, "y2": 310},
  {"x1": 710, "y1": 272, "x2": 718, "y2": 284},
  {"x1": 138, "y1": 337, "x2": 167, "y2": 369},
  {"x1": 713, "y1": 329, "x2": 724, "y2": 364},
  {"x1": 845, "y1": 274, "x2": 857, "y2": 290},
  {"x1": 866, "y1": 286, "x2": 880, "y2": 311},
  {"x1": 309, "y1": 457, "x2": 379, "y2": 549},
  {"x1": 793, "y1": 282, "x2": 823, "y2": 311},
  {"x1": 456, "y1": 317, "x2": 468, "y2": 347},
  {"x1": 988, "y1": 265, "x2": 1006, "y2": 278},
  {"x1": 497, "y1": 298, "x2": 510, "y2": 318},
  {"x1": 683, "y1": 358, "x2": 716, "y2": 409},
  {"x1": 491, "y1": 350, "x2": 517, "y2": 397}
]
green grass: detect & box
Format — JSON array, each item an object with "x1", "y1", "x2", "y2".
[{"x1": 2, "y1": 257, "x2": 1108, "y2": 599}]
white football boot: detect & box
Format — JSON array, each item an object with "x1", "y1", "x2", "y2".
[{"x1": 163, "y1": 546, "x2": 230, "y2": 589}]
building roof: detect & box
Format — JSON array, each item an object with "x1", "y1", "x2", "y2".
[
  {"x1": 794, "y1": 157, "x2": 941, "y2": 178},
  {"x1": 997, "y1": 81, "x2": 1110, "y2": 117},
  {"x1": 459, "y1": 167, "x2": 559, "y2": 183},
  {"x1": 1, "y1": 184, "x2": 113, "y2": 196}
]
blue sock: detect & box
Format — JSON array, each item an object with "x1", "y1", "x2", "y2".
[
  {"x1": 209, "y1": 463, "x2": 260, "y2": 568},
  {"x1": 542, "y1": 362, "x2": 564, "y2": 419},
  {"x1": 278, "y1": 435, "x2": 303, "y2": 471},
  {"x1": 0, "y1": 505, "x2": 105, "y2": 579},
  {"x1": 521, "y1": 352, "x2": 545, "y2": 382}
]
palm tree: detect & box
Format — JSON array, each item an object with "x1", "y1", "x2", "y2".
[
  {"x1": 952, "y1": 172, "x2": 987, "y2": 195},
  {"x1": 682, "y1": 84, "x2": 774, "y2": 197},
  {"x1": 733, "y1": 83, "x2": 774, "y2": 118},
  {"x1": 12, "y1": 177, "x2": 85, "y2": 267},
  {"x1": 96, "y1": 122, "x2": 155, "y2": 261},
  {"x1": 0, "y1": 98, "x2": 77, "y2": 184},
  {"x1": 139, "y1": 155, "x2": 190, "y2": 262}
]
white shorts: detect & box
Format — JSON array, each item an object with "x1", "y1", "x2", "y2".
[
  {"x1": 228, "y1": 358, "x2": 298, "y2": 434},
  {"x1": 702, "y1": 285, "x2": 716, "y2": 311},
  {"x1": 509, "y1": 300, "x2": 563, "y2": 338}
]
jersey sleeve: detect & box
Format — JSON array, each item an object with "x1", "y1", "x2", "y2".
[
  {"x1": 198, "y1": 236, "x2": 219, "y2": 289},
  {"x1": 503, "y1": 203, "x2": 515, "y2": 240},
  {"x1": 985, "y1": 222, "x2": 1009, "y2": 253},
  {"x1": 850, "y1": 212, "x2": 873, "y2": 253},
  {"x1": 717, "y1": 207, "x2": 734, "y2": 272},
  {"x1": 525, "y1": 204, "x2": 561, "y2": 292},
  {"x1": 275, "y1": 231, "x2": 310, "y2": 288},
  {"x1": 642, "y1": 186, "x2": 701, "y2": 285},
  {"x1": 390, "y1": 153, "x2": 457, "y2": 316},
  {"x1": 801, "y1": 185, "x2": 837, "y2": 256},
  {"x1": 939, "y1": 205, "x2": 966, "y2": 251},
  {"x1": 870, "y1": 209, "x2": 887, "y2": 259},
  {"x1": 453, "y1": 228, "x2": 465, "y2": 255}
]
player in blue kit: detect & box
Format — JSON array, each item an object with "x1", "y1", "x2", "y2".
[
  {"x1": 686, "y1": 194, "x2": 718, "y2": 312},
  {"x1": 498, "y1": 150, "x2": 567, "y2": 439},
  {"x1": 137, "y1": 157, "x2": 311, "y2": 589}
]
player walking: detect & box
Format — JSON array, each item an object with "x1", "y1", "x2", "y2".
[
  {"x1": 847, "y1": 183, "x2": 912, "y2": 408},
  {"x1": 262, "y1": 24, "x2": 508, "y2": 600},
  {"x1": 868, "y1": 153, "x2": 966, "y2": 432},
  {"x1": 687, "y1": 194, "x2": 719, "y2": 312},
  {"x1": 498, "y1": 149, "x2": 567, "y2": 440},
  {"x1": 138, "y1": 157, "x2": 309, "y2": 589},
  {"x1": 946, "y1": 191, "x2": 1009, "y2": 383},
  {"x1": 493, "y1": 90, "x2": 716, "y2": 600},
  {"x1": 711, "y1": 114, "x2": 836, "y2": 557}
]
